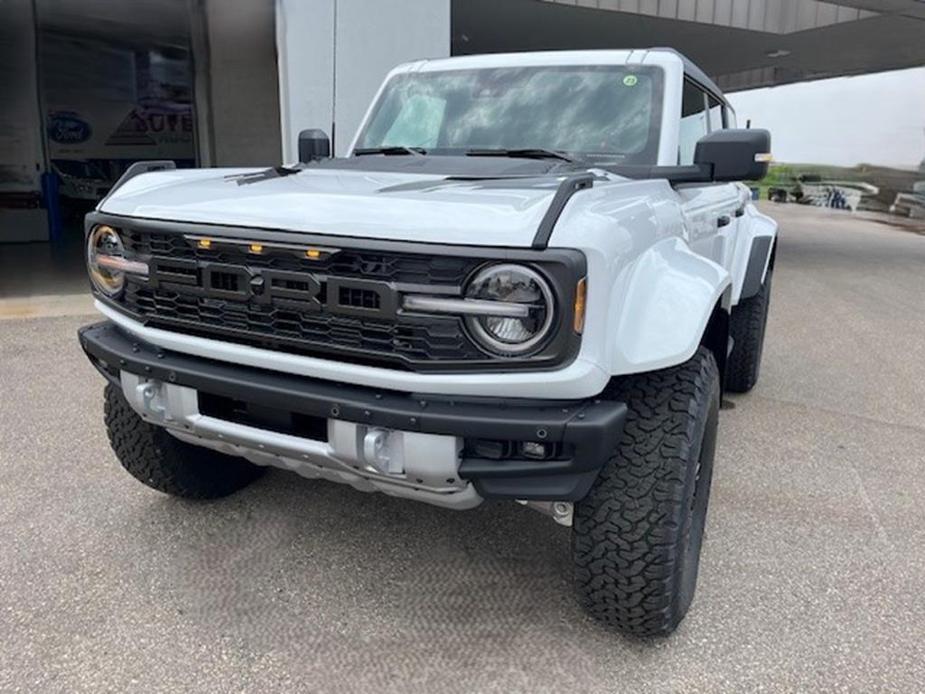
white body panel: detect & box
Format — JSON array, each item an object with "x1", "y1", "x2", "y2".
[
  {"x1": 94, "y1": 49, "x2": 778, "y2": 401},
  {"x1": 96, "y1": 300, "x2": 612, "y2": 399},
  {"x1": 100, "y1": 167, "x2": 565, "y2": 247}
]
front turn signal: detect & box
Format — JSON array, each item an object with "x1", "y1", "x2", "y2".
[{"x1": 573, "y1": 277, "x2": 587, "y2": 334}]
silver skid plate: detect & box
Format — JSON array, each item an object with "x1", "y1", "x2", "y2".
[{"x1": 120, "y1": 372, "x2": 482, "y2": 510}]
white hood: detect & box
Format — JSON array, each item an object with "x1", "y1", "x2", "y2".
[{"x1": 99, "y1": 166, "x2": 577, "y2": 247}]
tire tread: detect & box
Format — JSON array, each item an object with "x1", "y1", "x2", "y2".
[
  {"x1": 572, "y1": 347, "x2": 720, "y2": 637},
  {"x1": 726, "y1": 267, "x2": 773, "y2": 393},
  {"x1": 104, "y1": 384, "x2": 263, "y2": 499}
]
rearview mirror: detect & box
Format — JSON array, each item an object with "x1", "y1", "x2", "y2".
[
  {"x1": 298, "y1": 129, "x2": 331, "y2": 163},
  {"x1": 694, "y1": 128, "x2": 771, "y2": 182}
]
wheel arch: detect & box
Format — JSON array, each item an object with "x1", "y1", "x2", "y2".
[
  {"x1": 606, "y1": 237, "x2": 732, "y2": 376},
  {"x1": 732, "y1": 204, "x2": 778, "y2": 303},
  {"x1": 700, "y1": 298, "x2": 731, "y2": 388}
]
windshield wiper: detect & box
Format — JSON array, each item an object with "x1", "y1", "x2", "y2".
[
  {"x1": 353, "y1": 146, "x2": 427, "y2": 156},
  {"x1": 464, "y1": 148, "x2": 576, "y2": 163}
]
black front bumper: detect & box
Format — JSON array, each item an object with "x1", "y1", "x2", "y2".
[{"x1": 78, "y1": 321, "x2": 626, "y2": 501}]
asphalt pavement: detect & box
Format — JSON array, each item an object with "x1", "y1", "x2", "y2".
[{"x1": 1, "y1": 204, "x2": 924, "y2": 692}]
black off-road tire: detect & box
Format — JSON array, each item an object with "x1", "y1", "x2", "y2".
[
  {"x1": 572, "y1": 347, "x2": 720, "y2": 637},
  {"x1": 104, "y1": 384, "x2": 264, "y2": 498},
  {"x1": 726, "y1": 266, "x2": 773, "y2": 393}
]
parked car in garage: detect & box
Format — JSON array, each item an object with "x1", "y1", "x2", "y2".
[{"x1": 51, "y1": 160, "x2": 112, "y2": 203}]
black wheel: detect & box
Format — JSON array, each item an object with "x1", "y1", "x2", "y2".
[
  {"x1": 104, "y1": 384, "x2": 263, "y2": 499},
  {"x1": 572, "y1": 347, "x2": 720, "y2": 637},
  {"x1": 726, "y1": 264, "x2": 773, "y2": 393}
]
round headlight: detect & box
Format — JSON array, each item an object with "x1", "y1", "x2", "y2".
[
  {"x1": 86, "y1": 225, "x2": 126, "y2": 297},
  {"x1": 464, "y1": 264, "x2": 555, "y2": 355}
]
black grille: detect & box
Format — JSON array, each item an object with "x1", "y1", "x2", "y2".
[
  {"x1": 123, "y1": 228, "x2": 478, "y2": 285},
  {"x1": 116, "y1": 228, "x2": 490, "y2": 369},
  {"x1": 123, "y1": 285, "x2": 484, "y2": 367},
  {"x1": 211, "y1": 271, "x2": 240, "y2": 292},
  {"x1": 339, "y1": 285, "x2": 380, "y2": 310}
]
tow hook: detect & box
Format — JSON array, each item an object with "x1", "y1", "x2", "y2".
[
  {"x1": 517, "y1": 500, "x2": 574, "y2": 527},
  {"x1": 362, "y1": 427, "x2": 403, "y2": 475}
]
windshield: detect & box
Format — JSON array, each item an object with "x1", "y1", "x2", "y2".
[{"x1": 355, "y1": 65, "x2": 663, "y2": 164}]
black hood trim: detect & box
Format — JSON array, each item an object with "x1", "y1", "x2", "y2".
[{"x1": 308, "y1": 154, "x2": 583, "y2": 178}]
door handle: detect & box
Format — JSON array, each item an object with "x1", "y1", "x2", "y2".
[
  {"x1": 717, "y1": 215, "x2": 731, "y2": 228},
  {"x1": 734, "y1": 207, "x2": 745, "y2": 217}
]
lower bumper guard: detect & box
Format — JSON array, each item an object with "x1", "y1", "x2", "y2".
[{"x1": 79, "y1": 321, "x2": 626, "y2": 507}]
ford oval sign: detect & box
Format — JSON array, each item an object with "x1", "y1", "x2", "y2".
[{"x1": 47, "y1": 111, "x2": 92, "y2": 144}]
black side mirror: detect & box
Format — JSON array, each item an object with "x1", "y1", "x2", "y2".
[
  {"x1": 298, "y1": 129, "x2": 331, "y2": 163},
  {"x1": 694, "y1": 128, "x2": 771, "y2": 182}
]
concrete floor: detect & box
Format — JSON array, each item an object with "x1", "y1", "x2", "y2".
[
  {"x1": 1, "y1": 204, "x2": 924, "y2": 692},
  {"x1": 0, "y1": 230, "x2": 96, "y2": 319},
  {"x1": 0, "y1": 232, "x2": 88, "y2": 299}
]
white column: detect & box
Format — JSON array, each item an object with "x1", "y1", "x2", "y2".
[
  {"x1": 276, "y1": 0, "x2": 336, "y2": 163},
  {"x1": 333, "y1": 0, "x2": 450, "y2": 155},
  {"x1": 276, "y1": 0, "x2": 450, "y2": 161},
  {"x1": 197, "y1": 0, "x2": 282, "y2": 167}
]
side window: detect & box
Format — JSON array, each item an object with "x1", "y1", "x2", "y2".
[
  {"x1": 678, "y1": 81, "x2": 708, "y2": 164},
  {"x1": 708, "y1": 95, "x2": 725, "y2": 132}
]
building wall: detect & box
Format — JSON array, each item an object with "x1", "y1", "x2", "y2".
[
  {"x1": 0, "y1": 0, "x2": 44, "y2": 195},
  {"x1": 538, "y1": 0, "x2": 876, "y2": 32},
  {"x1": 199, "y1": 0, "x2": 282, "y2": 166},
  {"x1": 0, "y1": 0, "x2": 47, "y2": 242},
  {"x1": 276, "y1": 0, "x2": 450, "y2": 160}
]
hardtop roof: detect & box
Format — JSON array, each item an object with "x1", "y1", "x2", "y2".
[
  {"x1": 403, "y1": 48, "x2": 729, "y2": 106},
  {"x1": 649, "y1": 47, "x2": 728, "y2": 106}
]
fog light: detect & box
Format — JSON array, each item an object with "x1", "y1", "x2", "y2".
[
  {"x1": 521, "y1": 441, "x2": 551, "y2": 460},
  {"x1": 470, "y1": 439, "x2": 512, "y2": 460}
]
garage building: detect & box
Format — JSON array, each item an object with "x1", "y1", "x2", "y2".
[{"x1": 1, "y1": 0, "x2": 923, "y2": 287}]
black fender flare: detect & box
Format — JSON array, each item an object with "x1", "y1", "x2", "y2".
[{"x1": 740, "y1": 235, "x2": 775, "y2": 300}]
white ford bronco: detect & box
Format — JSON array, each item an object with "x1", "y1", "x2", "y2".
[{"x1": 79, "y1": 49, "x2": 777, "y2": 636}]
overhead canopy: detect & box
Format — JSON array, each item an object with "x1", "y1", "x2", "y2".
[
  {"x1": 35, "y1": 0, "x2": 189, "y2": 49},
  {"x1": 452, "y1": 0, "x2": 925, "y2": 90}
]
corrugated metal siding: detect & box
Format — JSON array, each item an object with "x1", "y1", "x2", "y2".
[{"x1": 536, "y1": 0, "x2": 878, "y2": 33}]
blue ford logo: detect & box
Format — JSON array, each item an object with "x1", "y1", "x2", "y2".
[{"x1": 47, "y1": 111, "x2": 92, "y2": 144}]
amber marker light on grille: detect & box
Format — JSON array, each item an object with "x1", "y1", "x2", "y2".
[
  {"x1": 249, "y1": 243, "x2": 264, "y2": 254},
  {"x1": 573, "y1": 277, "x2": 587, "y2": 334},
  {"x1": 305, "y1": 248, "x2": 322, "y2": 259},
  {"x1": 197, "y1": 238, "x2": 212, "y2": 249}
]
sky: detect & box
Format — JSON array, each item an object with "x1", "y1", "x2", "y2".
[{"x1": 726, "y1": 66, "x2": 925, "y2": 171}]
